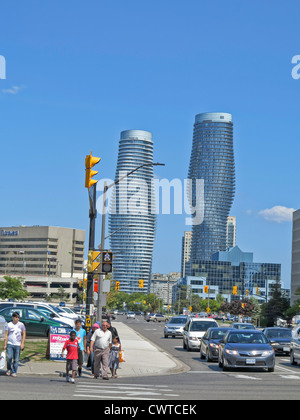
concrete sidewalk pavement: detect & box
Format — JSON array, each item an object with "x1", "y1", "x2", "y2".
[{"x1": 7, "y1": 321, "x2": 189, "y2": 378}]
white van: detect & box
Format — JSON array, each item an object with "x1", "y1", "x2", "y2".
[{"x1": 183, "y1": 318, "x2": 218, "y2": 351}]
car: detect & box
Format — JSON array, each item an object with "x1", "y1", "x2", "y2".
[
  {"x1": 231, "y1": 322, "x2": 256, "y2": 330},
  {"x1": 200, "y1": 327, "x2": 232, "y2": 361},
  {"x1": 183, "y1": 318, "x2": 219, "y2": 351},
  {"x1": 164, "y1": 316, "x2": 189, "y2": 338},
  {"x1": 0, "y1": 302, "x2": 75, "y2": 328},
  {"x1": 0, "y1": 315, "x2": 7, "y2": 339},
  {"x1": 263, "y1": 327, "x2": 292, "y2": 355},
  {"x1": 0, "y1": 306, "x2": 71, "y2": 337},
  {"x1": 290, "y1": 325, "x2": 300, "y2": 365},
  {"x1": 218, "y1": 329, "x2": 275, "y2": 372},
  {"x1": 145, "y1": 313, "x2": 168, "y2": 322},
  {"x1": 127, "y1": 311, "x2": 136, "y2": 319}
]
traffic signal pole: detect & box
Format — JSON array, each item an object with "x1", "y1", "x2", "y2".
[{"x1": 86, "y1": 183, "x2": 97, "y2": 316}]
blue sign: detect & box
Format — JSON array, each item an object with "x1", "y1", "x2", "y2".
[{"x1": 1, "y1": 230, "x2": 19, "y2": 237}]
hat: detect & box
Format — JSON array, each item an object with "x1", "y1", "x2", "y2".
[{"x1": 92, "y1": 323, "x2": 100, "y2": 329}]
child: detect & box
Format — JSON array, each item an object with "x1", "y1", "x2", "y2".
[
  {"x1": 62, "y1": 330, "x2": 79, "y2": 384},
  {"x1": 108, "y1": 336, "x2": 121, "y2": 379}
]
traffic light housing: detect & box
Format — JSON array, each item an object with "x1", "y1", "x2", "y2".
[
  {"x1": 85, "y1": 152, "x2": 101, "y2": 189},
  {"x1": 101, "y1": 251, "x2": 113, "y2": 274},
  {"x1": 233, "y1": 286, "x2": 238, "y2": 295},
  {"x1": 139, "y1": 279, "x2": 144, "y2": 288},
  {"x1": 204, "y1": 285, "x2": 209, "y2": 293},
  {"x1": 115, "y1": 281, "x2": 120, "y2": 291},
  {"x1": 87, "y1": 250, "x2": 101, "y2": 273}
]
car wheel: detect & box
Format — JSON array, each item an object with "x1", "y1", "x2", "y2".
[
  {"x1": 268, "y1": 366, "x2": 275, "y2": 372},
  {"x1": 187, "y1": 342, "x2": 191, "y2": 352},
  {"x1": 164, "y1": 334, "x2": 168, "y2": 338},
  {"x1": 183, "y1": 339, "x2": 186, "y2": 349},
  {"x1": 222, "y1": 357, "x2": 229, "y2": 371},
  {"x1": 290, "y1": 350, "x2": 297, "y2": 365},
  {"x1": 206, "y1": 350, "x2": 212, "y2": 362}
]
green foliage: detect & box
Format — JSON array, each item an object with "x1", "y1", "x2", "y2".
[
  {"x1": 107, "y1": 291, "x2": 164, "y2": 313},
  {"x1": 0, "y1": 276, "x2": 29, "y2": 301}
]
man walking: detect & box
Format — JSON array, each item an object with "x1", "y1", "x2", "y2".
[
  {"x1": 3, "y1": 312, "x2": 26, "y2": 377},
  {"x1": 90, "y1": 320, "x2": 112, "y2": 380}
]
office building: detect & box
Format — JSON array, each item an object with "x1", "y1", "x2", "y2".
[
  {"x1": 150, "y1": 272, "x2": 180, "y2": 306},
  {"x1": 181, "y1": 231, "x2": 192, "y2": 278},
  {"x1": 188, "y1": 112, "x2": 235, "y2": 261},
  {"x1": 291, "y1": 209, "x2": 300, "y2": 304},
  {"x1": 226, "y1": 216, "x2": 236, "y2": 248},
  {"x1": 186, "y1": 246, "x2": 281, "y2": 303},
  {"x1": 0, "y1": 226, "x2": 85, "y2": 278},
  {"x1": 109, "y1": 130, "x2": 156, "y2": 294}
]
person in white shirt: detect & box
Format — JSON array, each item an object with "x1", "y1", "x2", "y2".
[
  {"x1": 4, "y1": 312, "x2": 26, "y2": 377},
  {"x1": 90, "y1": 320, "x2": 112, "y2": 380}
]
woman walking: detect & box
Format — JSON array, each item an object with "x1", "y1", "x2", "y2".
[{"x1": 109, "y1": 336, "x2": 121, "y2": 378}]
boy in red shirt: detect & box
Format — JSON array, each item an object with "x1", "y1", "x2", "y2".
[{"x1": 62, "y1": 330, "x2": 79, "y2": 384}]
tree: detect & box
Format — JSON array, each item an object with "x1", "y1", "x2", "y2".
[
  {"x1": 52, "y1": 286, "x2": 70, "y2": 302},
  {"x1": 0, "y1": 276, "x2": 29, "y2": 301},
  {"x1": 261, "y1": 280, "x2": 290, "y2": 327}
]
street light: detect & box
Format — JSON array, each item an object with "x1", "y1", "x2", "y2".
[{"x1": 97, "y1": 162, "x2": 165, "y2": 321}]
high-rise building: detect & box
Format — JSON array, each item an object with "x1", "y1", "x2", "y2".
[
  {"x1": 181, "y1": 231, "x2": 192, "y2": 278},
  {"x1": 291, "y1": 209, "x2": 300, "y2": 304},
  {"x1": 226, "y1": 216, "x2": 236, "y2": 248},
  {"x1": 188, "y1": 112, "x2": 235, "y2": 261},
  {"x1": 109, "y1": 130, "x2": 156, "y2": 294}
]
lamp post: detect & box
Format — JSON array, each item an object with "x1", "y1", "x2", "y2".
[{"x1": 97, "y1": 162, "x2": 165, "y2": 322}]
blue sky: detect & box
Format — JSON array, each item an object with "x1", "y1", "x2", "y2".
[{"x1": 1, "y1": 0, "x2": 300, "y2": 288}]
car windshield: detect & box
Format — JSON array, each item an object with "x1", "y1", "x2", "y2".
[
  {"x1": 227, "y1": 332, "x2": 268, "y2": 344},
  {"x1": 265, "y1": 329, "x2": 292, "y2": 339},
  {"x1": 190, "y1": 321, "x2": 217, "y2": 332},
  {"x1": 210, "y1": 329, "x2": 228, "y2": 339},
  {"x1": 233, "y1": 324, "x2": 254, "y2": 329},
  {"x1": 169, "y1": 318, "x2": 187, "y2": 324}
]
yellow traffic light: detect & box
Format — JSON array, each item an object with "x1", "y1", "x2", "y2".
[
  {"x1": 87, "y1": 250, "x2": 101, "y2": 273},
  {"x1": 246, "y1": 289, "x2": 249, "y2": 296},
  {"x1": 139, "y1": 279, "x2": 144, "y2": 288},
  {"x1": 204, "y1": 286, "x2": 209, "y2": 293},
  {"x1": 256, "y1": 287, "x2": 260, "y2": 295},
  {"x1": 115, "y1": 281, "x2": 120, "y2": 291},
  {"x1": 206, "y1": 307, "x2": 210, "y2": 314},
  {"x1": 85, "y1": 152, "x2": 101, "y2": 189},
  {"x1": 233, "y1": 286, "x2": 238, "y2": 295}
]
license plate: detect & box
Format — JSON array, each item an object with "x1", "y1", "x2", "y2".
[
  {"x1": 283, "y1": 347, "x2": 290, "y2": 352},
  {"x1": 246, "y1": 358, "x2": 256, "y2": 365}
]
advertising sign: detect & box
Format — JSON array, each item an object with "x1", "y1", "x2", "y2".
[{"x1": 49, "y1": 326, "x2": 72, "y2": 361}]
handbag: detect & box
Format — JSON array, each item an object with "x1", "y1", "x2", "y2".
[
  {"x1": 119, "y1": 350, "x2": 125, "y2": 363},
  {"x1": 0, "y1": 351, "x2": 6, "y2": 370}
]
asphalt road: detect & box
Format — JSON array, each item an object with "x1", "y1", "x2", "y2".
[{"x1": 1, "y1": 316, "x2": 300, "y2": 401}]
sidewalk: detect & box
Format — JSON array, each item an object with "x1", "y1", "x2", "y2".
[{"x1": 9, "y1": 321, "x2": 189, "y2": 378}]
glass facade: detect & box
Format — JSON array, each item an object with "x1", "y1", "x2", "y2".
[
  {"x1": 188, "y1": 113, "x2": 235, "y2": 260},
  {"x1": 109, "y1": 130, "x2": 156, "y2": 294},
  {"x1": 189, "y1": 260, "x2": 281, "y2": 300}
]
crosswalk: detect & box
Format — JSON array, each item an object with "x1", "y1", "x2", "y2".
[{"x1": 73, "y1": 381, "x2": 180, "y2": 400}]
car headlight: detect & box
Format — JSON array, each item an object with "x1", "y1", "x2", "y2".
[
  {"x1": 225, "y1": 349, "x2": 239, "y2": 355},
  {"x1": 189, "y1": 337, "x2": 198, "y2": 341},
  {"x1": 210, "y1": 343, "x2": 219, "y2": 349},
  {"x1": 262, "y1": 350, "x2": 275, "y2": 357},
  {"x1": 270, "y1": 342, "x2": 279, "y2": 347}
]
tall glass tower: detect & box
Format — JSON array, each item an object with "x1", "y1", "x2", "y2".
[
  {"x1": 109, "y1": 130, "x2": 156, "y2": 294},
  {"x1": 188, "y1": 112, "x2": 235, "y2": 261}
]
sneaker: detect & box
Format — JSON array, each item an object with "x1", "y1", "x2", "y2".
[{"x1": 70, "y1": 378, "x2": 75, "y2": 384}]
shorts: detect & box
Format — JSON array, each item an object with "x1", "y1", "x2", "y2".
[{"x1": 66, "y1": 359, "x2": 78, "y2": 372}]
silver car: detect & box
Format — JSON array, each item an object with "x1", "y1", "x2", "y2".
[
  {"x1": 218, "y1": 330, "x2": 275, "y2": 372},
  {"x1": 164, "y1": 316, "x2": 189, "y2": 338}
]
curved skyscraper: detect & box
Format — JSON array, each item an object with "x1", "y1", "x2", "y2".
[
  {"x1": 109, "y1": 130, "x2": 156, "y2": 294},
  {"x1": 188, "y1": 112, "x2": 235, "y2": 260}
]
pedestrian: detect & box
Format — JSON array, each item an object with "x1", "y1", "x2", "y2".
[
  {"x1": 86, "y1": 323, "x2": 100, "y2": 377},
  {"x1": 109, "y1": 335, "x2": 121, "y2": 379},
  {"x1": 62, "y1": 330, "x2": 79, "y2": 384},
  {"x1": 90, "y1": 320, "x2": 112, "y2": 380},
  {"x1": 3, "y1": 311, "x2": 26, "y2": 377},
  {"x1": 106, "y1": 320, "x2": 120, "y2": 343},
  {"x1": 72, "y1": 319, "x2": 86, "y2": 377}
]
